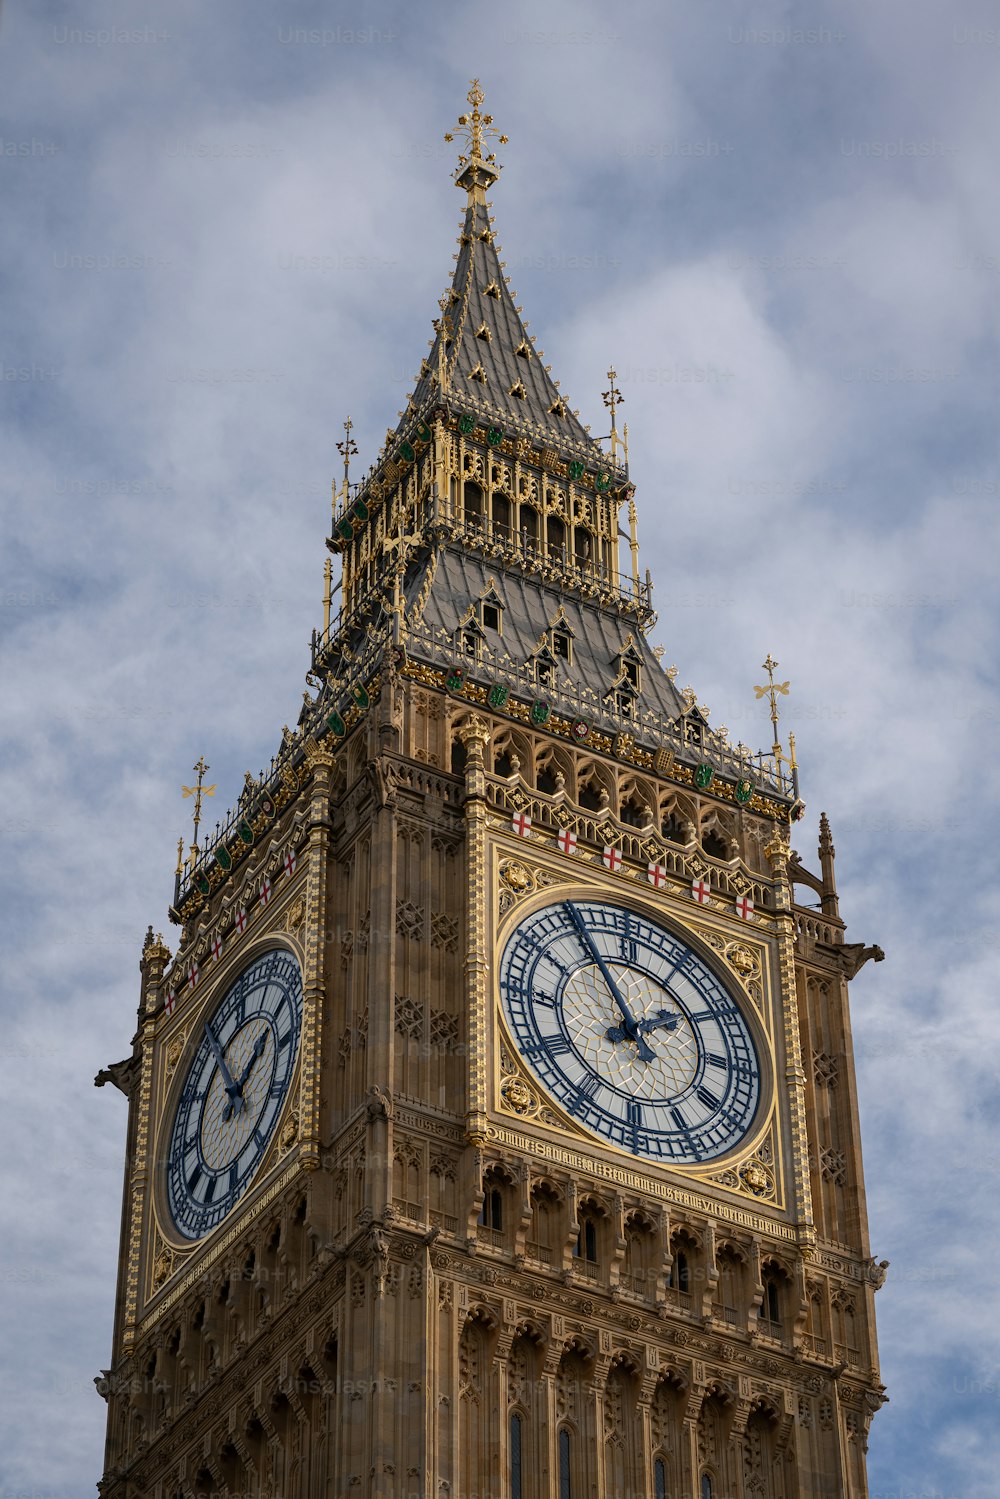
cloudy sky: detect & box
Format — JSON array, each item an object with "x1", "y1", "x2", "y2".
[{"x1": 2, "y1": 0, "x2": 998, "y2": 1492}]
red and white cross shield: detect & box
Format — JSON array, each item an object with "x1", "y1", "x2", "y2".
[
  {"x1": 188, "y1": 961, "x2": 199, "y2": 991},
  {"x1": 512, "y1": 812, "x2": 532, "y2": 838},
  {"x1": 735, "y1": 893, "x2": 754, "y2": 920},
  {"x1": 211, "y1": 933, "x2": 224, "y2": 963},
  {"x1": 284, "y1": 849, "x2": 296, "y2": 878},
  {"x1": 164, "y1": 988, "x2": 176, "y2": 1017},
  {"x1": 235, "y1": 907, "x2": 247, "y2": 935},
  {"x1": 557, "y1": 828, "x2": 578, "y2": 856},
  {"x1": 260, "y1": 876, "x2": 272, "y2": 905},
  {"x1": 691, "y1": 877, "x2": 711, "y2": 904},
  {"x1": 647, "y1": 862, "x2": 667, "y2": 889},
  {"x1": 603, "y1": 846, "x2": 622, "y2": 872}
]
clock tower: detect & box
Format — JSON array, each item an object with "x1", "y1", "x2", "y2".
[{"x1": 97, "y1": 82, "x2": 887, "y2": 1499}]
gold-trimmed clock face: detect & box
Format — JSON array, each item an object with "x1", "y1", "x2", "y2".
[
  {"x1": 165, "y1": 948, "x2": 303, "y2": 1240},
  {"x1": 498, "y1": 898, "x2": 763, "y2": 1165}
]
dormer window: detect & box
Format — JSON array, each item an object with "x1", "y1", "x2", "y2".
[
  {"x1": 509, "y1": 381, "x2": 526, "y2": 400},
  {"x1": 462, "y1": 629, "x2": 480, "y2": 659},
  {"x1": 475, "y1": 322, "x2": 492, "y2": 342},
  {"x1": 484, "y1": 281, "x2": 501, "y2": 299},
  {"x1": 616, "y1": 641, "x2": 643, "y2": 693},
  {"x1": 549, "y1": 397, "x2": 568, "y2": 418},
  {"x1": 515, "y1": 340, "x2": 533, "y2": 359},
  {"x1": 533, "y1": 644, "x2": 557, "y2": 687},
  {"x1": 553, "y1": 630, "x2": 571, "y2": 662},
  {"x1": 469, "y1": 364, "x2": 488, "y2": 384},
  {"x1": 478, "y1": 584, "x2": 504, "y2": 634},
  {"x1": 616, "y1": 689, "x2": 636, "y2": 719},
  {"x1": 683, "y1": 715, "x2": 705, "y2": 748}
]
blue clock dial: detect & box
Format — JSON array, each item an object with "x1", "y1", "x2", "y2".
[
  {"x1": 166, "y1": 948, "x2": 303, "y2": 1241},
  {"x1": 499, "y1": 901, "x2": 762, "y2": 1164}
]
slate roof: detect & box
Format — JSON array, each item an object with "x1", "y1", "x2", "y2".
[
  {"x1": 400, "y1": 193, "x2": 604, "y2": 461},
  {"x1": 406, "y1": 546, "x2": 686, "y2": 729}
]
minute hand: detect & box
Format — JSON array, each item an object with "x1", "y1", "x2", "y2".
[
  {"x1": 204, "y1": 1024, "x2": 242, "y2": 1109},
  {"x1": 564, "y1": 903, "x2": 656, "y2": 1063}
]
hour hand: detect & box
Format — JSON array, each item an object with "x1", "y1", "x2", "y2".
[
  {"x1": 224, "y1": 1032, "x2": 268, "y2": 1121},
  {"x1": 607, "y1": 1009, "x2": 678, "y2": 1044}
]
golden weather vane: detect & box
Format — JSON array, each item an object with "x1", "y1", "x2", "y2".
[
  {"x1": 602, "y1": 367, "x2": 625, "y2": 463},
  {"x1": 337, "y1": 416, "x2": 358, "y2": 491},
  {"x1": 182, "y1": 755, "x2": 216, "y2": 863},
  {"x1": 754, "y1": 653, "x2": 799, "y2": 792},
  {"x1": 444, "y1": 79, "x2": 508, "y2": 170}
]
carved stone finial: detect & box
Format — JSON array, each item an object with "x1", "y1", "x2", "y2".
[
  {"x1": 458, "y1": 715, "x2": 491, "y2": 762},
  {"x1": 764, "y1": 828, "x2": 790, "y2": 874}
]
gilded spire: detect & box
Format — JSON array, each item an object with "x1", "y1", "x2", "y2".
[
  {"x1": 181, "y1": 755, "x2": 216, "y2": 864},
  {"x1": 603, "y1": 367, "x2": 625, "y2": 464},
  {"x1": 753, "y1": 654, "x2": 800, "y2": 798},
  {"x1": 445, "y1": 79, "x2": 508, "y2": 200}
]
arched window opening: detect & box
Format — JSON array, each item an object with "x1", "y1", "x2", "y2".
[
  {"x1": 537, "y1": 764, "x2": 558, "y2": 795},
  {"x1": 510, "y1": 1412, "x2": 523, "y2": 1499},
  {"x1": 620, "y1": 795, "x2": 646, "y2": 828},
  {"x1": 701, "y1": 1475, "x2": 714, "y2": 1499},
  {"x1": 703, "y1": 827, "x2": 728, "y2": 859},
  {"x1": 759, "y1": 1268, "x2": 784, "y2": 1337},
  {"x1": 520, "y1": 504, "x2": 539, "y2": 547},
  {"x1": 527, "y1": 1183, "x2": 559, "y2": 1265},
  {"x1": 494, "y1": 749, "x2": 514, "y2": 778},
  {"x1": 654, "y1": 1458, "x2": 667, "y2": 1499},
  {"x1": 547, "y1": 514, "x2": 566, "y2": 559},
  {"x1": 581, "y1": 1218, "x2": 598, "y2": 1262},
  {"x1": 559, "y1": 1428, "x2": 572, "y2": 1499},
  {"x1": 464, "y1": 480, "x2": 484, "y2": 527},
  {"x1": 492, "y1": 493, "x2": 512, "y2": 535},
  {"x1": 573, "y1": 1203, "x2": 601, "y2": 1280},
  {"x1": 621, "y1": 1215, "x2": 655, "y2": 1297},
  {"x1": 715, "y1": 1247, "x2": 745, "y2": 1327},
  {"x1": 669, "y1": 1248, "x2": 690, "y2": 1296},
  {"x1": 573, "y1": 528, "x2": 593, "y2": 567},
  {"x1": 451, "y1": 739, "x2": 468, "y2": 777},
  {"x1": 662, "y1": 810, "x2": 686, "y2": 843},
  {"x1": 478, "y1": 1187, "x2": 502, "y2": 1232},
  {"x1": 579, "y1": 780, "x2": 602, "y2": 811}
]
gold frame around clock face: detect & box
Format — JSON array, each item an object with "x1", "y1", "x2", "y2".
[
  {"x1": 162, "y1": 946, "x2": 303, "y2": 1242},
  {"x1": 495, "y1": 889, "x2": 773, "y2": 1170}
]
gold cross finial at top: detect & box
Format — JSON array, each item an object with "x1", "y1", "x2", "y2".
[
  {"x1": 445, "y1": 79, "x2": 508, "y2": 169},
  {"x1": 181, "y1": 755, "x2": 216, "y2": 863}
]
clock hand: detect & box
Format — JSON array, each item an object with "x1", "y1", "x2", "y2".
[
  {"x1": 223, "y1": 1032, "x2": 269, "y2": 1122},
  {"x1": 607, "y1": 1009, "x2": 679, "y2": 1044},
  {"x1": 564, "y1": 902, "x2": 657, "y2": 1063},
  {"x1": 204, "y1": 1023, "x2": 244, "y2": 1115}
]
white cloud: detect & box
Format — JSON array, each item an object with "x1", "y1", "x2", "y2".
[{"x1": 2, "y1": 0, "x2": 998, "y2": 1493}]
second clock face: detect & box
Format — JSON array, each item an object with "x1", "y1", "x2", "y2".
[
  {"x1": 498, "y1": 900, "x2": 762, "y2": 1165},
  {"x1": 166, "y1": 947, "x2": 303, "y2": 1241}
]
